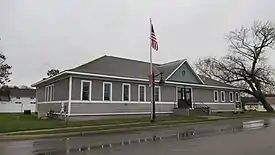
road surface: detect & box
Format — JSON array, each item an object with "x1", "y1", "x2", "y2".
[{"x1": 0, "y1": 118, "x2": 274, "y2": 155}]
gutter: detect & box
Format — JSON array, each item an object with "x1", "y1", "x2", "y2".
[{"x1": 31, "y1": 71, "x2": 242, "y2": 90}]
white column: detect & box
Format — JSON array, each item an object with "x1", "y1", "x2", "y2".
[{"x1": 68, "y1": 76, "x2": 72, "y2": 115}]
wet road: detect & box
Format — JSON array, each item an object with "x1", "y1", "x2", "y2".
[{"x1": 0, "y1": 118, "x2": 274, "y2": 155}]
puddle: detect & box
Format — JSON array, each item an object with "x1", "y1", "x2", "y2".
[{"x1": 34, "y1": 119, "x2": 270, "y2": 155}]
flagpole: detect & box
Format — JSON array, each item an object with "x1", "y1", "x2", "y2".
[
  {"x1": 149, "y1": 18, "x2": 153, "y2": 77},
  {"x1": 149, "y1": 18, "x2": 154, "y2": 122}
]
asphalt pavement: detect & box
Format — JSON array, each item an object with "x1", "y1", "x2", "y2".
[{"x1": 0, "y1": 118, "x2": 274, "y2": 155}]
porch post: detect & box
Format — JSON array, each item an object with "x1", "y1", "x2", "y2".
[{"x1": 68, "y1": 76, "x2": 72, "y2": 115}]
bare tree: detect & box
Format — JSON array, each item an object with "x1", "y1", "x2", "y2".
[
  {"x1": 0, "y1": 53, "x2": 12, "y2": 87},
  {"x1": 195, "y1": 21, "x2": 275, "y2": 112}
]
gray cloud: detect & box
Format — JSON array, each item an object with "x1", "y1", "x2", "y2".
[{"x1": 1, "y1": 0, "x2": 275, "y2": 86}]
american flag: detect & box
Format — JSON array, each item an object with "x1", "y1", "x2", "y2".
[{"x1": 150, "y1": 22, "x2": 158, "y2": 51}]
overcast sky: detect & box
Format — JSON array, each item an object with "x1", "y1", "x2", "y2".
[{"x1": 1, "y1": 0, "x2": 275, "y2": 86}]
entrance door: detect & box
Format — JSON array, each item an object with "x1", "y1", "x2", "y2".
[{"x1": 177, "y1": 87, "x2": 192, "y2": 109}]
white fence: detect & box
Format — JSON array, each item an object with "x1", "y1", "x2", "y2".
[{"x1": 0, "y1": 97, "x2": 36, "y2": 113}]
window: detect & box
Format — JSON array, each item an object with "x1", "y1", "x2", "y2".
[
  {"x1": 30, "y1": 102, "x2": 36, "y2": 104},
  {"x1": 15, "y1": 102, "x2": 22, "y2": 104},
  {"x1": 214, "y1": 90, "x2": 219, "y2": 102},
  {"x1": 138, "y1": 85, "x2": 146, "y2": 102},
  {"x1": 81, "y1": 80, "x2": 92, "y2": 101},
  {"x1": 45, "y1": 84, "x2": 54, "y2": 102},
  {"x1": 122, "y1": 83, "x2": 131, "y2": 101},
  {"x1": 155, "y1": 86, "x2": 161, "y2": 102},
  {"x1": 30, "y1": 97, "x2": 35, "y2": 99},
  {"x1": 103, "y1": 82, "x2": 112, "y2": 101},
  {"x1": 235, "y1": 92, "x2": 240, "y2": 102},
  {"x1": 16, "y1": 97, "x2": 20, "y2": 99},
  {"x1": 229, "y1": 92, "x2": 234, "y2": 102},
  {"x1": 221, "y1": 91, "x2": 225, "y2": 102}
]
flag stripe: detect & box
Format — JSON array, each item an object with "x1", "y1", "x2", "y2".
[{"x1": 150, "y1": 22, "x2": 158, "y2": 51}]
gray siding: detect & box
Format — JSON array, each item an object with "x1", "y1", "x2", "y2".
[
  {"x1": 193, "y1": 87, "x2": 240, "y2": 103},
  {"x1": 161, "y1": 86, "x2": 176, "y2": 102},
  {"x1": 193, "y1": 87, "x2": 214, "y2": 103},
  {"x1": 37, "y1": 87, "x2": 45, "y2": 102},
  {"x1": 37, "y1": 103, "x2": 68, "y2": 114},
  {"x1": 71, "y1": 77, "x2": 176, "y2": 102},
  {"x1": 54, "y1": 78, "x2": 69, "y2": 101},
  {"x1": 195, "y1": 103, "x2": 235, "y2": 111},
  {"x1": 169, "y1": 62, "x2": 202, "y2": 84},
  {"x1": 68, "y1": 113, "x2": 171, "y2": 121},
  {"x1": 36, "y1": 77, "x2": 69, "y2": 102},
  {"x1": 71, "y1": 103, "x2": 175, "y2": 114}
]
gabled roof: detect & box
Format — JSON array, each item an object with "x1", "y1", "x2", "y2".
[
  {"x1": 198, "y1": 75, "x2": 238, "y2": 88},
  {"x1": 157, "y1": 59, "x2": 185, "y2": 79},
  {"x1": 69, "y1": 55, "x2": 161, "y2": 80},
  {"x1": 32, "y1": 55, "x2": 241, "y2": 90},
  {"x1": 9, "y1": 88, "x2": 36, "y2": 97},
  {"x1": 0, "y1": 87, "x2": 36, "y2": 101}
]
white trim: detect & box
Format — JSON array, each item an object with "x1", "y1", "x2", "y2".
[
  {"x1": 37, "y1": 100, "x2": 69, "y2": 104},
  {"x1": 68, "y1": 76, "x2": 72, "y2": 114},
  {"x1": 214, "y1": 90, "x2": 219, "y2": 102},
  {"x1": 194, "y1": 102, "x2": 235, "y2": 105},
  {"x1": 185, "y1": 61, "x2": 205, "y2": 84},
  {"x1": 164, "y1": 60, "x2": 204, "y2": 84},
  {"x1": 175, "y1": 86, "x2": 194, "y2": 107},
  {"x1": 211, "y1": 109, "x2": 237, "y2": 112},
  {"x1": 37, "y1": 100, "x2": 176, "y2": 105},
  {"x1": 221, "y1": 91, "x2": 225, "y2": 102},
  {"x1": 229, "y1": 92, "x2": 234, "y2": 102},
  {"x1": 166, "y1": 81, "x2": 241, "y2": 90},
  {"x1": 155, "y1": 86, "x2": 161, "y2": 102},
  {"x1": 68, "y1": 111, "x2": 173, "y2": 116},
  {"x1": 235, "y1": 92, "x2": 240, "y2": 102},
  {"x1": 70, "y1": 100, "x2": 176, "y2": 104},
  {"x1": 165, "y1": 60, "x2": 186, "y2": 80},
  {"x1": 122, "y1": 83, "x2": 131, "y2": 101},
  {"x1": 80, "y1": 80, "x2": 92, "y2": 101},
  {"x1": 32, "y1": 71, "x2": 241, "y2": 90},
  {"x1": 138, "y1": 85, "x2": 146, "y2": 102},
  {"x1": 103, "y1": 82, "x2": 112, "y2": 101},
  {"x1": 45, "y1": 84, "x2": 54, "y2": 102},
  {"x1": 44, "y1": 86, "x2": 47, "y2": 101}
]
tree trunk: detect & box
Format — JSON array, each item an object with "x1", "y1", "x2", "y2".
[{"x1": 255, "y1": 94, "x2": 274, "y2": 112}]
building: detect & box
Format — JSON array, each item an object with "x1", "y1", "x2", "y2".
[
  {"x1": 242, "y1": 97, "x2": 265, "y2": 111},
  {"x1": 31, "y1": 55, "x2": 242, "y2": 121},
  {"x1": 0, "y1": 87, "x2": 36, "y2": 113},
  {"x1": 242, "y1": 95, "x2": 275, "y2": 111}
]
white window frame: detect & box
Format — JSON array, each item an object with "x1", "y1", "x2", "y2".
[
  {"x1": 122, "y1": 83, "x2": 131, "y2": 101},
  {"x1": 214, "y1": 90, "x2": 219, "y2": 102},
  {"x1": 80, "y1": 80, "x2": 92, "y2": 101},
  {"x1": 103, "y1": 82, "x2": 112, "y2": 101},
  {"x1": 45, "y1": 84, "x2": 54, "y2": 102},
  {"x1": 229, "y1": 92, "x2": 234, "y2": 102},
  {"x1": 235, "y1": 92, "x2": 240, "y2": 102},
  {"x1": 155, "y1": 86, "x2": 161, "y2": 102},
  {"x1": 221, "y1": 91, "x2": 225, "y2": 102},
  {"x1": 138, "y1": 85, "x2": 146, "y2": 102}
]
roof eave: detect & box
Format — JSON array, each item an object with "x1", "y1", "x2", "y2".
[{"x1": 31, "y1": 71, "x2": 67, "y2": 87}]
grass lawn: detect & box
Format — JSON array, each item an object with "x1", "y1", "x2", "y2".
[{"x1": 0, "y1": 113, "x2": 206, "y2": 133}]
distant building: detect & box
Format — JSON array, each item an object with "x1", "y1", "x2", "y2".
[
  {"x1": 242, "y1": 94, "x2": 275, "y2": 111},
  {"x1": 0, "y1": 87, "x2": 36, "y2": 113}
]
